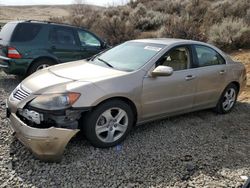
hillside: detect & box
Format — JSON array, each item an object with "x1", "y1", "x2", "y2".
[
  {"x1": 0, "y1": 5, "x2": 70, "y2": 22},
  {"x1": 0, "y1": 4, "x2": 101, "y2": 23}
]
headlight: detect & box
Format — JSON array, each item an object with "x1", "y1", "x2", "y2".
[{"x1": 29, "y1": 93, "x2": 81, "y2": 110}]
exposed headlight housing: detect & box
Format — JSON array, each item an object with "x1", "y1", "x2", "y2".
[{"x1": 29, "y1": 93, "x2": 81, "y2": 110}]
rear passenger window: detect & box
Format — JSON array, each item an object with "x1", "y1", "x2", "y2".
[
  {"x1": 11, "y1": 23, "x2": 42, "y2": 42},
  {"x1": 49, "y1": 27, "x2": 76, "y2": 45},
  {"x1": 194, "y1": 45, "x2": 225, "y2": 67}
]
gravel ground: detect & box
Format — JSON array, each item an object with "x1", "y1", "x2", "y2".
[{"x1": 0, "y1": 70, "x2": 250, "y2": 188}]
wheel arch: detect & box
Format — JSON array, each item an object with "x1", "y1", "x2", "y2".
[
  {"x1": 94, "y1": 96, "x2": 138, "y2": 125},
  {"x1": 26, "y1": 56, "x2": 59, "y2": 74},
  {"x1": 219, "y1": 81, "x2": 240, "y2": 100},
  {"x1": 229, "y1": 81, "x2": 240, "y2": 92}
]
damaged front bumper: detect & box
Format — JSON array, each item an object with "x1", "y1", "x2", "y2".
[{"x1": 8, "y1": 112, "x2": 80, "y2": 161}]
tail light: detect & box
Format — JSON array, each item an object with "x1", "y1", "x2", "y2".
[{"x1": 7, "y1": 47, "x2": 22, "y2": 59}]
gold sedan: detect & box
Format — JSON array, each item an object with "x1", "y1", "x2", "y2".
[{"x1": 6, "y1": 39, "x2": 247, "y2": 161}]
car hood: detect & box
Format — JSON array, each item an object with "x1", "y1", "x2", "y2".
[
  {"x1": 21, "y1": 68, "x2": 74, "y2": 94},
  {"x1": 48, "y1": 60, "x2": 127, "y2": 82},
  {"x1": 20, "y1": 60, "x2": 128, "y2": 94}
]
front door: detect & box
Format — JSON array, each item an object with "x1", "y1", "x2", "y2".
[
  {"x1": 76, "y1": 29, "x2": 103, "y2": 59},
  {"x1": 141, "y1": 45, "x2": 197, "y2": 120}
]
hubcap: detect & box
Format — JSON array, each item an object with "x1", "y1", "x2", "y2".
[
  {"x1": 95, "y1": 108, "x2": 128, "y2": 143},
  {"x1": 222, "y1": 88, "x2": 236, "y2": 111},
  {"x1": 36, "y1": 64, "x2": 50, "y2": 71}
]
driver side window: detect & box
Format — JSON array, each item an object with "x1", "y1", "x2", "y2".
[
  {"x1": 77, "y1": 30, "x2": 101, "y2": 47},
  {"x1": 157, "y1": 46, "x2": 190, "y2": 71}
]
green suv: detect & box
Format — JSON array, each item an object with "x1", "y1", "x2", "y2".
[{"x1": 0, "y1": 20, "x2": 107, "y2": 76}]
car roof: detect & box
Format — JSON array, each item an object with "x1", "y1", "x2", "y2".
[
  {"x1": 6, "y1": 20, "x2": 85, "y2": 29},
  {"x1": 131, "y1": 38, "x2": 210, "y2": 46},
  {"x1": 131, "y1": 38, "x2": 226, "y2": 58}
]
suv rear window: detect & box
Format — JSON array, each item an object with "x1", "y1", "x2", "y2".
[
  {"x1": 11, "y1": 23, "x2": 42, "y2": 42},
  {"x1": 0, "y1": 23, "x2": 16, "y2": 41}
]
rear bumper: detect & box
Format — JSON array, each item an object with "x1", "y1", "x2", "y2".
[
  {"x1": 8, "y1": 113, "x2": 80, "y2": 162},
  {"x1": 0, "y1": 64, "x2": 8, "y2": 68},
  {"x1": 0, "y1": 55, "x2": 10, "y2": 68},
  {"x1": 0, "y1": 56, "x2": 31, "y2": 75}
]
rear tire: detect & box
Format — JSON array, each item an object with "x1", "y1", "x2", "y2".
[
  {"x1": 27, "y1": 59, "x2": 55, "y2": 76},
  {"x1": 82, "y1": 100, "x2": 134, "y2": 148},
  {"x1": 214, "y1": 83, "x2": 239, "y2": 114}
]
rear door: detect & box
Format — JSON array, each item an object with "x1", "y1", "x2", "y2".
[
  {"x1": 76, "y1": 29, "x2": 103, "y2": 59},
  {"x1": 48, "y1": 26, "x2": 81, "y2": 62},
  {"x1": 191, "y1": 44, "x2": 227, "y2": 109}
]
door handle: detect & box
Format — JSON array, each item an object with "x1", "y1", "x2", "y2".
[
  {"x1": 80, "y1": 46, "x2": 86, "y2": 51},
  {"x1": 51, "y1": 45, "x2": 56, "y2": 50},
  {"x1": 185, "y1": 75, "x2": 196, "y2": 81},
  {"x1": 220, "y1": 70, "x2": 226, "y2": 74}
]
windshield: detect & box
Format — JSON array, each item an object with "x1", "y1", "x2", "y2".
[{"x1": 91, "y1": 42, "x2": 165, "y2": 71}]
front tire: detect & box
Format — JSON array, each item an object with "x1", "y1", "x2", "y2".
[
  {"x1": 214, "y1": 83, "x2": 238, "y2": 114},
  {"x1": 82, "y1": 100, "x2": 134, "y2": 148}
]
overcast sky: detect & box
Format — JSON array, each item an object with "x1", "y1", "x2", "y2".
[{"x1": 0, "y1": 0, "x2": 128, "y2": 6}]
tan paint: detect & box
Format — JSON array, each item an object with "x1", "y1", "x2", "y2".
[{"x1": 7, "y1": 39, "x2": 247, "y2": 161}]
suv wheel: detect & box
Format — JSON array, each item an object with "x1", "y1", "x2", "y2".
[
  {"x1": 27, "y1": 59, "x2": 55, "y2": 76},
  {"x1": 82, "y1": 100, "x2": 134, "y2": 148}
]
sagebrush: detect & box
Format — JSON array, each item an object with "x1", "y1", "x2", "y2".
[{"x1": 50, "y1": 0, "x2": 250, "y2": 49}]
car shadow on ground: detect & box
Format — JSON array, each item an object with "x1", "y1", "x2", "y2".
[{"x1": 8, "y1": 101, "x2": 250, "y2": 187}]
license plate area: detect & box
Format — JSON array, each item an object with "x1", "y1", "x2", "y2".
[{"x1": 18, "y1": 108, "x2": 43, "y2": 124}]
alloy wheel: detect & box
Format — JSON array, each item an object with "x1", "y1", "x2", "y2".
[
  {"x1": 95, "y1": 108, "x2": 128, "y2": 143},
  {"x1": 222, "y1": 88, "x2": 236, "y2": 111},
  {"x1": 36, "y1": 64, "x2": 50, "y2": 71}
]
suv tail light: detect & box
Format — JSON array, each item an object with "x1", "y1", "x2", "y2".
[{"x1": 7, "y1": 47, "x2": 22, "y2": 59}]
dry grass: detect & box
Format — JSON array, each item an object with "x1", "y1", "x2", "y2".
[{"x1": 0, "y1": 5, "x2": 71, "y2": 23}]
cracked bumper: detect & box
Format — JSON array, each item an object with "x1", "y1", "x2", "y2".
[{"x1": 8, "y1": 113, "x2": 80, "y2": 162}]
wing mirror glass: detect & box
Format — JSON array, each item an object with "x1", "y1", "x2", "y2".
[{"x1": 151, "y1": 66, "x2": 173, "y2": 77}]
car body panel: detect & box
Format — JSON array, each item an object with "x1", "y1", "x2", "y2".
[
  {"x1": 9, "y1": 113, "x2": 79, "y2": 161},
  {"x1": 192, "y1": 65, "x2": 227, "y2": 109},
  {"x1": 6, "y1": 38, "x2": 247, "y2": 161},
  {"x1": 48, "y1": 60, "x2": 127, "y2": 81},
  {"x1": 141, "y1": 69, "x2": 197, "y2": 120}
]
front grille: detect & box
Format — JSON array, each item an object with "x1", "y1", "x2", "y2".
[{"x1": 13, "y1": 86, "x2": 30, "y2": 101}]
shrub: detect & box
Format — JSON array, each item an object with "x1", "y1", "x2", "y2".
[
  {"x1": 246, "y1": 9, "x2": 250, "y2": 25},
  {"x1": 49, "y1": 0, "x2": 250, "y2": 49},
  {"x1": 208, "y1": 18, "x2": 250, "y2": 49},
  {"x1": 159, "y1": 16, "x2": 206, "y2": 41},
  {"x1": 130, "y1": 3, "x2": 166, "y2": 30},
  {"x1": 92, "y1": 16, "x2": 138, "y2": 45}
]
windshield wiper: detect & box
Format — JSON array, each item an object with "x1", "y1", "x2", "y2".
[{"x1": 97, "y1": 58, "x2": 114, "y2": 68}]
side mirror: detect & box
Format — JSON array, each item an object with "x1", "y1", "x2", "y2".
[
  {"x1": 102, "y1": 41, "x2": 108, "y2": 49},
  {"x1": 151, "y1": 66, "x2": 173, "y2": 77}
]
